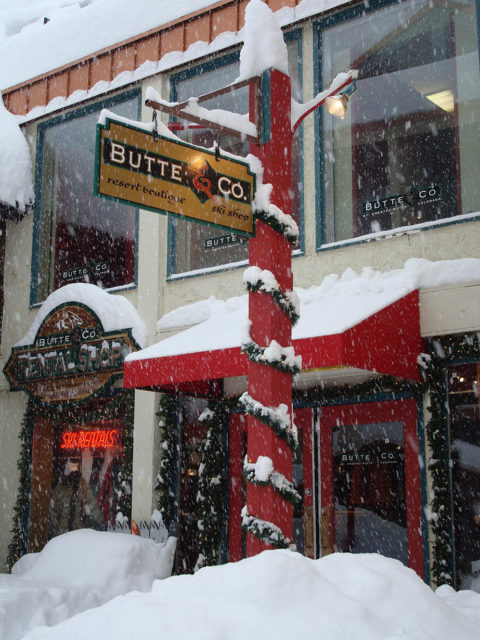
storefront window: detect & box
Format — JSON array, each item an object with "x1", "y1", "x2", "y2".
[
  {"x1": 49, "y1": 421, "x2": 124, "y2": 539},
  {"x1": 32, "y1": 91, "x2": 140, "y2": 304},
  {"x1": 168, "y1": 36, "x2": 302, "y2": 277},
  {"x1": 332, "y1": 421, "x2": 408, "y2": 563},
  {"x1": 319, "y1": 0, "x2": 480, "y2": 245},
  {"x1": 448, "y1": 363, "x2": 480, "y2": 591}
]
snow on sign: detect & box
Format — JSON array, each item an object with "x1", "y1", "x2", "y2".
[
  {"x1": 3, "y1": 302, "x2": 139, "y2": 405},
  {"x1": 95, "y1": 117, "x2": 256, "y2": 235}
]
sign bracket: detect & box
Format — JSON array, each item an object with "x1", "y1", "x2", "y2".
[{"x1": 145, "y1": 76, "x2": 262, "y2": 144}]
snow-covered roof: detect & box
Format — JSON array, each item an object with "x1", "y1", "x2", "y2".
[
  {"x1": 0, "y1": 0, "x2": 349, "y2": 93},
  {"x1": 0, "y1": 100, "x2": 33, "y2": 210},
  {"x1": 127, "y1": 258, "x2": 480, "y2": 362},
  {"x1": 16, "y1": 283, "x2": 147, "y2": 349},
  {"x1": 0, "y1": 0, "x2": 214, "y2": 91}
]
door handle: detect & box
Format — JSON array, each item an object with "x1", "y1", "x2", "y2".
[{"x1": 320, "y1": 506, "x2": 331, "y2": 556}]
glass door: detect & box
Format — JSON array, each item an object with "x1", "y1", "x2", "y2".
[{"x1": 320, "y1": 399, "x2": 423, "y2": 577}]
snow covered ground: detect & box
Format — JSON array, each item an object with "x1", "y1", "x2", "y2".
[
  {"x1": 0, "y1": 530, "x2": 176, "y2": 640},
  {"x1": 3, "y1": 543, "x2": 479, "y2": 640}
]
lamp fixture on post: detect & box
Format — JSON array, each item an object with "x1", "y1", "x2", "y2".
[{"x1": 325, "y1": 79, "x2": 358, "y2": 120}]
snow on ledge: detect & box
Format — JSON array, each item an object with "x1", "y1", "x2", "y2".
[
  {"x1": 17, "y1": 283, "x2": 147, "y2": 349},
  {"x1": 127, "y1": 258, "x2": 480, "y2": 362},
  {"x1": 0, "y1": 100, "x2": 33, "y2": 210}
]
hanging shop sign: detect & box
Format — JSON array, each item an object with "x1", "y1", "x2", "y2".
[
  {"x1": 362, "y1": 185, "x2": 442, "y2": 216},
  {"x1": 94, "y1": 117, "x2": 256, "y2": 235},
  {"x1": 3, "y1": 302, "x2": 140, "y2": 405}
]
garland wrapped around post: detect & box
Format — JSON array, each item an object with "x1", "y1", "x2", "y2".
[
  {"x1": 194, "y1": 406, "x2": 227, "y2": 571},
  {"x1": 156, "y1": 394, "x2": 178, "y2": 533},
  {"x1": 241, "y1": 169, "x2": 301, "y2": 549}
]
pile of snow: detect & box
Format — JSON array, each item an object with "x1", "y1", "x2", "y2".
[
  {"x1": 20, "y1": 550, "x2": 480, "y2": 640},
  {"x1": 0, "y1": 530, "x2": 176, "y2": 640},
  {"x1": 237, "y1": 0, "x2": 289, "y2": 80},
  {"x1": 0, "y1": 99, "x2": 33, "y2": 209},
  {"x1": 129, "y1": 257, "x2": 480, "y2": 361},
  {"x1": 16, "y1": 283, "x2": 147, "y2": 349}
]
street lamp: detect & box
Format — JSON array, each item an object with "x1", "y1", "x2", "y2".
[{"x1": 145, "y1": 66, "x2": 358, "y2": 556}]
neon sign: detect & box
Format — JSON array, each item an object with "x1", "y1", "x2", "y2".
[{"x1": 60, "y1": 429, "x2": 120, "y2": 449}]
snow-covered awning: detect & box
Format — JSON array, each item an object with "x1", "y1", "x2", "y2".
[
  {"x1": 124, "y1": 258, "x2": 480, "y2": 394},
  {"x1": 124, "y1": 266, "x2": 444, "y2": 393},
  {"x1": 124, "y1": 289, "x2": 421, "y2": 393}
]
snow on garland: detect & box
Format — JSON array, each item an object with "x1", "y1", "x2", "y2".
[
  {"x1": 253, "y1": 184, "x2": 299, "y2": 245},
  {"x1": 241, "y1": 181, "x2": 301, "y2": 548},
  {"x1": 239, "y1": 391, "x2": 298, "y2": 452},
  {"x1": 241, "y1": 506, "x2": 291, "y2": 549},
  {"x1": 243, "y1": 266, "x2": 300, "y2": 326},
  {"x1": 243, "y1": 455, "x2": 301, "y2": 506},
  {"x1": 194, "y1": 406, "x2": 226, "y2": 572},
  {"x1": 241, "y1": 320, "x2": 302, "y2": 376}
]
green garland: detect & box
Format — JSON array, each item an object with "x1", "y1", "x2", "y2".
[
  {"x1": 6, "y1": 390, "x2": 135, "y2": 570},
  {"x1": 253, "y1": 209, "x2": 299, "y2": 245},
  {"x1": 156, "y1": 394, "x2": 178, "y2": 533},
  {"x1": 114, "y1": 390, "x2": 135, "y2": 523},
  {"x1": 241, "y1": 507, "x2": 291, "y2": 549},
  {"x1": 6, "y1": 399, "x2": 35, "y2": 570},
  {"x1": 293, "y1": 375, "x2": 423, "y2": 406},
  {"x1": 195, "y1": 406, "x2": 227, "y2": 571},
  {"x1": 241, "y1": 339, "x2": 301, "y2": 375},
  {"x1": 420, "y1": 333, "x2": 480, "y2": 587},
  {"x1": 244, "y1": 277, "x2": 299, "y2": 326},
  {"x1": 243, "y1": 457, "x2": 301, "y2": 506},
  {"x1": 239, "y1": 391, "x2": 298, "y2": 452}
]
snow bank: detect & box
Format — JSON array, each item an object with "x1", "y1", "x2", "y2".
[
  {"x1": 0, "y1": 530, "x2": 176, "y2": 640},
  {"x1": 0, "y1": 99, "x2": 33, "y2": 209},
  {"x1": 16, "y1": 283, "x2": 147, "y2": 349},
  {"x1": 128, "y1": 258, "x2": 480, "y2": 361},
  {"x1": 21, "y1": 551, "x2": 480, "y2": 640}
]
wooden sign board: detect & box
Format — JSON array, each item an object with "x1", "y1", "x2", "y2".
[
  {"x1": 3, "y1": 303, "x2": 139, "y2": 405},
  {"x1": 94, "y1": 117, "x2": 256, "y2": 235}
]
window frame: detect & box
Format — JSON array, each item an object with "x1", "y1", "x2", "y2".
[
  {"x1": 167, "y1": 29, "x2": 304, "y2": 280},
  {"x1": 30, "y1": 88, "x2": 141, "y2": 307},
  {"x1": 314, "y1": 0, "x2": 480, "y2": 252}
]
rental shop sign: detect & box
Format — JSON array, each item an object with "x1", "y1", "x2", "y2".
[
  {"x1": 3, "y1": 303, "x2": 139, "y2": 405},
  {"x1": 94, "y1": 117, "x2": 256, "y2": 235}
]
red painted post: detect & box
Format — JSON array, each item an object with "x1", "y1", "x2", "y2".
[{"x1": 245, "y1": 68, "x2": 294, "y2": 554}]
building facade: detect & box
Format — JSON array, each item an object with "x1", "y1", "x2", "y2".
[{"x1": 1, "y1": 0, "x2": 479, "y2": 590}]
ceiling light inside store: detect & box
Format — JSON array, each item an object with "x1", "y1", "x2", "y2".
[{"x1": 426, "y1": 90, "x2": 454, "y2": 113}]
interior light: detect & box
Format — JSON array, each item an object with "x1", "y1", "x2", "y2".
[{"x1": 426, "y1": 90, "x2": 454, "y2": 113}]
